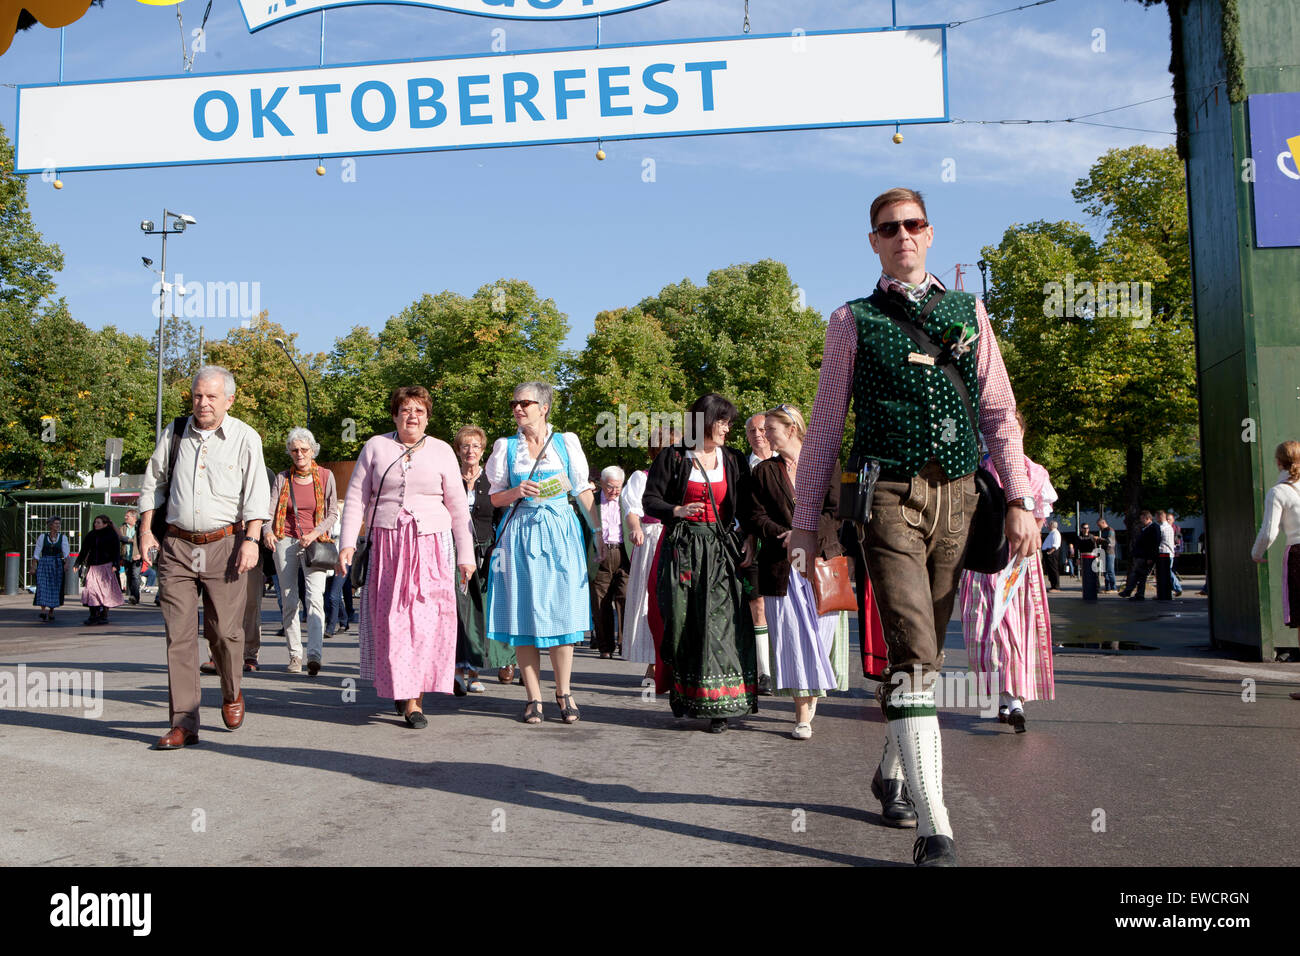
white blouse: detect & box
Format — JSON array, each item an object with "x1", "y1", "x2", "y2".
[
  {"x1": 1252, "y1": 473, "x2": 1300, "y2": 560},
  {"x1": 687, "y1": 451, "x2": 723, "y2": 483},
  {"x1": 485, "y1": 426, "x2": 591, "y2": 496},
  {"x1": 621, "y1": 469, "x2": 648, "y2": 518},
  {"x1": 36, "y1": 533, "x2": 70, "y2": 560}
]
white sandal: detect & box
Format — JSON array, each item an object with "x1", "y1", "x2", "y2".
[{"x1": 791, "y1": 722, "x2": 813, "y2": 740}]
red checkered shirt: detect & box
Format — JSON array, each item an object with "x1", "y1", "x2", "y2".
[{"x1": 792, "y1": 273, "x2": 1030, "y2": 531}]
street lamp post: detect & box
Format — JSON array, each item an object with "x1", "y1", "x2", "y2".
[
  {"x1": 139, "y1": 210, "x2": 196, "y2": 444},
  {"x1": 274, "y1": 337, "x2": 312, "y2": 429}
]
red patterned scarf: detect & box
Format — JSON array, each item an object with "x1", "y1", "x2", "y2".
[{"x1": 273, "y1": 463, "x2": 327, "y2": 539}]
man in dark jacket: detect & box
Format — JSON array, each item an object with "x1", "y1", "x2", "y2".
[{"x1": 1119, "y1": 510, "x2": 1159, "y2": 600}]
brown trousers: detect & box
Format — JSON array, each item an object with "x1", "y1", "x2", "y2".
[
  {"x1": 591, "y1": 545, "x2": 630, "y2": 654},
  {"x1": 159, "y1": 534, "x2": 247, "y2": 732},
  {"x1": 864, "y1": 463, "x2": 976, "y2": 688},
  {"x1": 202, "y1": 553, "x2": 264, "y2": 661}
]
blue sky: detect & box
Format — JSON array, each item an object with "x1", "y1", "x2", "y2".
[{"x1": 0, "y1": 0, "x2": 1178, "y2": 356}]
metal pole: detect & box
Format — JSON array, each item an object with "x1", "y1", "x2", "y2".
[
  {"x1": 155, "y1": 214, "x2": 167, "y2": 444},
  {"x1": 279, "y1": 343, "x2": 312, "y2": 429},
  {"x1": 198, "y1": 325, "x2": 204, "y2": 369},
  {"x1": 3, "y1": 552, "x2": 18, "y2": 596}
]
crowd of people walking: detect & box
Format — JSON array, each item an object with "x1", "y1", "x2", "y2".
[{"x1": 38, "y1": 185, "x2": 1250, "y2": 867}]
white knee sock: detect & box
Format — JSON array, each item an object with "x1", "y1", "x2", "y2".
[
  {"x1": 754, "y1": 625, "x2": 770, "y2": 676},
  {"x1": 880, "y1": 730, "x2": 904, "y2": 782},
  {"x1": 886, "y1": 690, "x2": 952, "y2": 839}
]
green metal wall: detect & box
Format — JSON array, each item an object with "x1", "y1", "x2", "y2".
[{"x1": 1183, "y1": 0, "x2": 1300, "y2": 659}]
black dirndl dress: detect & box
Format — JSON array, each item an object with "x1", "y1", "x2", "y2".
[{"x1": 656, "y1": 476, "x2": 757, "y2": 719}]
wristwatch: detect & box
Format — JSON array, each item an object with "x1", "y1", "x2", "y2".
[{"x1": 1007, "y1": 495, "x2": 1036, "y2": 512}]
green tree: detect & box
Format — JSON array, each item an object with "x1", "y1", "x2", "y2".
[
  {"x1": 559, "y1": 307, "x2": 687, "y2": 473},
  {"x1": 625, "y1": 260, "x2": 827, "y2": 453},
  {"x1": 204, "y1": 313, "x2": 327, "y2": 473},
  {"x1": 378, "y1": 279, "x2": 570, "y2": 442},
  {"x1": 0, "y1": 124, "x2": 62, "y2": 311},
  {"x1": 981, "y1": 145, "x2": 1198, "y2": 526},
  {"x1": 0, "y1": 304, "x2": 158, "y2": 485},
  {"x1": 315, "y1": 324, "x2": 394, "y2": 464}
]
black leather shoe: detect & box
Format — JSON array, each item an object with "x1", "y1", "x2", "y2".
[
  {"x1": 1008, "y1": 708, "x2": 1026, "y2": 733},
  {"x1": 871, "y1": 766, "x2": 918, "y2": 828},
  {"x1": 708, "y1": 718, "x2": 728, "y2": 733},
  {"x1": 913, "y1": 835, "x2": 957, "y2": 866},
  {"x1": 756, "y1": 674, "x2": 773, "y2": 696}
]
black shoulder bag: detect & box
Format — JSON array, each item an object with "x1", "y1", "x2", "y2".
[
  {"x1": 869, "y1": 290, "x2": 1009, "y2": 574},
  {"x1": 694, "y1": 450, "x2": 748, "y2": 573},
  {"x1": 148, "y1": 415, "x2": 190, "y2": 542},
  {"x1": 349, "y1": 434, "x2": 427, "y2": 589}
]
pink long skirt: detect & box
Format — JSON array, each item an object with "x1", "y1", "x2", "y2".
[
  {"x1": 358, "y1": 512, "x2": 456, "y2": 700},
  {"x1": 959, "y1": 552, "x2": 1055, "y2": 702},
  {"x1": 81, "y1": 564, "x2": 124, "y2": 608}
]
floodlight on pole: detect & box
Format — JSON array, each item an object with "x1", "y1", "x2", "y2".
[{"x1": 139, "y1": 210, "x2": 197, "y2": 443}]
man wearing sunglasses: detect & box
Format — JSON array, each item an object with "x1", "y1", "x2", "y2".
[{"x1": 788, "y1": 188, "x2": 1039, "y2": 866}]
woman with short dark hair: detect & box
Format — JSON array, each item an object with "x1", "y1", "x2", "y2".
[
  {"x1": 338, "y1": 386, "x2": 476, "y2": 729},
  {"x1": 642, "y1": 393, "x2": 757, "y2": 733}
]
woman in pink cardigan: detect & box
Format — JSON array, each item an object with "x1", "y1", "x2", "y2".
[{"x1": 339, "y1": 386, "x2": 476, "y2": 729}]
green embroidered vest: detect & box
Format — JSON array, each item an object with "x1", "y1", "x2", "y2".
[{"x1": 847, "y1": 288, "x2": 981, "y2": 481}]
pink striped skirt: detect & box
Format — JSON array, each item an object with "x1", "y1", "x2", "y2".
[{"x1": 959, "y1": 552, "x2": 1055, "y2": 702}]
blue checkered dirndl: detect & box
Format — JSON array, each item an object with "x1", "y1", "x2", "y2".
[{"x1": 485, "y1": 433, "x2": 591, "y2": 648}]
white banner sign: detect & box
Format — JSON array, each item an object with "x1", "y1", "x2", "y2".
[
  {"x1": 242, "y1": 0, "x2": 670, "y2": 32},
  {"x1": 15, "y1": 29, "x2": 947, "y2": 173}
]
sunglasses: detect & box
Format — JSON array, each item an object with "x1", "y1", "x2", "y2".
[
  {"x1": 509, "y1": 399, "x2": 539, "y2": 410},
  {"x1": 873, "y1": 218, "x2": 929, "y2": 239}
]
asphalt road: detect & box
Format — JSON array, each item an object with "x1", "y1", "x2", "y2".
[{"x1": 1, "y1": 577, "x2": 1297, "y2": 866}]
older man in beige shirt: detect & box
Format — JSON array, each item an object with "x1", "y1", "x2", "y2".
[{"x1": 138, "y1": 366, "x2": 271, "y2": 750}]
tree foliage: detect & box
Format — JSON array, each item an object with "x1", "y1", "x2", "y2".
[
  {"x1": 981, "y1": 145, "x2": 1198, "y2": 519},
  {"x1": 316, "y1": 280, "x2": 570, "y2": 462}
]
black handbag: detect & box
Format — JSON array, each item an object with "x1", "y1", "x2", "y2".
[
  {"x1": 870, "y1": 291, "x2": 1009, "y2": 573},
  {"x1": 349, "y1": 434, "x2": 427, "y2": 589},
  {"x1": 306, "y1": 539, "x2": 339, "y2": 571}
]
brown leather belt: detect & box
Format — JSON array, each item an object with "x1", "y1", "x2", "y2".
[{"x1": 167, "y1": 521, "x2": 244, "y2": 545}]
